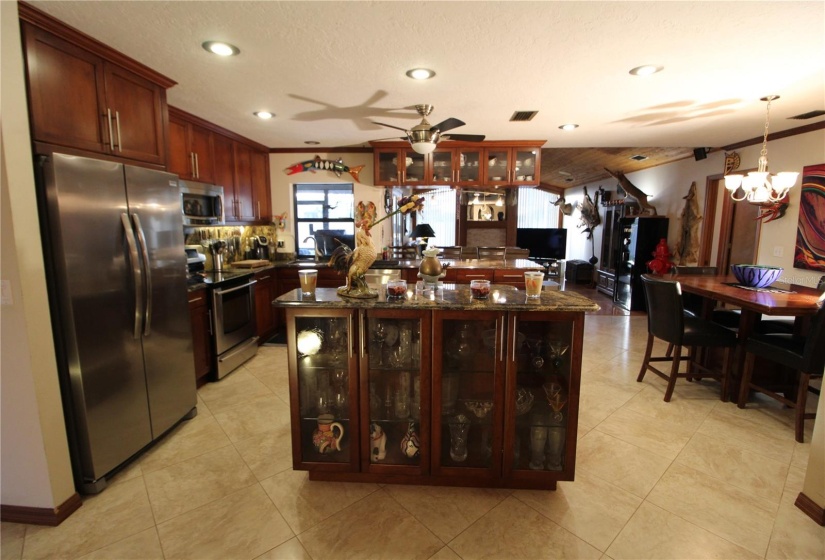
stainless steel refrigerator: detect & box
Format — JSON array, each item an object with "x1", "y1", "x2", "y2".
[{"x1": 39, "y1": 153, "x2": 196, "y2": 493}]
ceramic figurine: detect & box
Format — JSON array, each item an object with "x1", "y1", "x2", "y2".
[
  {"x1": 313, "y1": 414, "x2": 344, "y2": 454},
  {"x1": 400, "y1": 421, "x2": 421, "y2": 459},
  {"x1": 370, "y1": 422, "x2": 387, "y2": 461}
]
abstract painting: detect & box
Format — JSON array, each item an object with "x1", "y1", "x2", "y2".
[{"x1": 794, "y1": 163, "x2": 825, "y2": 271}]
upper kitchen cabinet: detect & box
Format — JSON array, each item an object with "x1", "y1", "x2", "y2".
[
  {"x1": 20, "y1": 6, "x2": 174, "y2": 166},
  {"x1": 483, "y1": 144, "x2": 542, "y2": 187},
  {"x1": 373, "y1": 147, "x2": 427, "y2": 186},
  {"x1": 251, "y1": 149, "x2": 271, "y2": 222},
  {"x1": 232, "y1": 142, "x2": 256, "y2": 222},
  {"x1": 168, "y1": 110, "x2": 215, "y2": 183}
]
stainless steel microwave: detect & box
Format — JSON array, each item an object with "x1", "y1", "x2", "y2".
[{"x1": 180, "y1": 180, "x2": 224, "y2": 226}]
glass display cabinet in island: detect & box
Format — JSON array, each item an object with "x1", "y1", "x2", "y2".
[
  {"x1": 432, "y1": 311, "x2": 506, "y2": 481},
  {"x1": 287, "y1": 309, "x2": 360, "y2": 472},
  {"x1": 502, "y1": 312, "x2": 582, "y2": 486},
  {"x1": 361, "y1": 309, "x2": 431, "y2": 475}
]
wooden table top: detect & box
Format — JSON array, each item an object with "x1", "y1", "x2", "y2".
[{"x1": 673, "y1": 274, "x2": 823, "y2": 317}]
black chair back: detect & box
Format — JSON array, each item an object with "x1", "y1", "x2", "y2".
[
  {"x1": 672, "y1": 266, "x2": 718, "y2": 275},
  {"x1": 641, "y1": 274, "x2": 685, "y2": 344},
  {"x1": 801, "y1": 303, "x2": 825, "y2": 371}
]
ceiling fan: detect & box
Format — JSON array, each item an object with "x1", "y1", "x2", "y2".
[{"x1": 372, "y1": 104, "x2": 485, "y2": 154}]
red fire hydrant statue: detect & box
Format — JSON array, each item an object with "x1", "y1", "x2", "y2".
[{"x1": 647, "y1": 238, "x2": 673, "y2": 275}]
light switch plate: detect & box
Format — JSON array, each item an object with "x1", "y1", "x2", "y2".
[
  {"x1": 0, "y1": 279, "x2": 13, "y2": 305},
  {"x1": 773, "y1": 246, "x2": 784, "y2": 257}
]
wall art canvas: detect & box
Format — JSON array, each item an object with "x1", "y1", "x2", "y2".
[{"x1": 793, "y1": 163, "x2": 825, "y2": 271}]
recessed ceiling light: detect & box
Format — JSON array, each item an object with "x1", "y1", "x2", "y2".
[
  {"x1": 629, "y1": 65, "x2": 663, "y2": 76},
  {"x1": 559, "y1": 124, "x2": 579, "y2": 131},
  {"x1": 304, "y1": 141, "x2": 320, "y2": 145},
  {"x1": 254, "y1": 111, "x2": 273, "y2": 120},
  {"x1": 406, "y1": 68, "x2": 436, "y2": 80},
  {"x1": 629, "y1": 154, "x2": 649, "y2": 161},
  {"x1": 202, "y1": 41, "x2": 240, "y2": 56}
]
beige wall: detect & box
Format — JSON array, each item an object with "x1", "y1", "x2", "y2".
[{"x1": 1, "y1": 0, "x2": 75, "y2": 509}]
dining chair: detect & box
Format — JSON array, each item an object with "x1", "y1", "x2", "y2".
[
  {"x1": 439, "y1": 246, "x2": 463, "y2": 259},
  {"x1": 638, "y1": 274, "x2": 738, "y2": 402},
  {"x1": 389, "y1": 246, "x2": 417, "y2": 260},
  {"x1": 477, "y1": 246, "x2": 506, "y2": 259},
  {"x1": 736, "y1": 301, "x2": 825, "y2": 442},
  {"x1": 461, "y1": 246, "x2": 479, "y2": 259},
  {"x1": 505, "y1": 247, "x2": 530, "y2": 259},
  {"x1": 753, "y1": 275, "x2": 825, "y2": 334}
]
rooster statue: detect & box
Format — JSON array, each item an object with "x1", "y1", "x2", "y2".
[{"x1": 328, "y1": 219, "x2": 378, "y2": 298}]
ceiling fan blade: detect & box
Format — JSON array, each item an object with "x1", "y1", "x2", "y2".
[
  {"x1": 371, "y1": 136, "x2": 407, "y2": 142},
  {"x1": 372, "y1": 121, "x2": 409, "y2": 133},
  {"x1": 430, "y1": 118, "x2": 465, "y2": 133},
  {"x1": 442, "y1": 133, "x2": 486, "y2": 142}
]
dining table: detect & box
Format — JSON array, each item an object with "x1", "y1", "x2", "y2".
[{"x1": 673, "y1": 273, "x2": 823, "y2": 397}]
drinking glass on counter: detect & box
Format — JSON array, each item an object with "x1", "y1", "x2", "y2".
[
  {"x1": 524, "y1": 271, "x2": 544, "y2": 298},
  {"x1": 386, "y1": 279, "x2": 407, "y2": 300},
  {"x1": 298, "y1": 269, "x2": 318, "y2": 295},
  {"x1": 470, "y1": 279, "x2": 491, "y2": 299}
]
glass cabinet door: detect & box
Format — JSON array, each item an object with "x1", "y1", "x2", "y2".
[
  {"x1": 432, "y1": 311, "x2": 504, "y2": 478},
  {"x1": 430, "y1": 150, "x2": 453, "y2": 184},
  {"x1": 375, "y1": 150, "x2": 401, "y2": 185},
  {"x1": 362, "y1": 310, "x2": 430, "y2": 474},
  {"x1": 402, "y1": 150, "x2": 427, "y2": 185},
  {"x1": 513, "y1": 149, "x2": 539, "y2": 185},
  {"x1": 456, "y1": 148, "x2": 482, "y2": 185},
  {"x1": 504, "y1": 312, "x2": 581, "y2": 483},
  {"x1": 484, "y1": 149, "x2": 510, "y2": 185},
  {"x1": 289, "y1": 310, "x2": 358, "y2": 471}
]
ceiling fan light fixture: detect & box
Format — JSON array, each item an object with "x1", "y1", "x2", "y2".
[
  {"x1": 254, "y1": 111, "x2": 273, "y2": 119},
  {"x1": 202, "y1": 41, "x2": 240, "y2": 56},
  {"x1": 629, "y1": 64, "x2": 663, "y2": 76},
  {"x1": 406, "y1": 68, "x2": 436, "y2": 80},
  {"x1": 411, "y1": 140, "x2": 436, "y2": 154}
]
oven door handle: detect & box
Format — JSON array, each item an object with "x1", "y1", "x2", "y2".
[{"x1": 213, "y1": 279, "x2": 257, "y2": 296}]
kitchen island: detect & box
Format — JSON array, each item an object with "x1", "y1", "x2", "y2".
[{"x1": 274, "y1": 284, "x2": 599, "y2": 490}]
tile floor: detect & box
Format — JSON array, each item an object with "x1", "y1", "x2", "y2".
[{"x1": 2, "y1": 314, "x2": 823, "y2": 560}]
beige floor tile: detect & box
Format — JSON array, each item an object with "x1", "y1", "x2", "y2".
[
  {"x1": 197, "y1": 370, "x2": 274, "y2": 413},
  {"x1": 513, "y1": 469, "x2": 642, "y2": 551},
  {"x1": 297, "y1": 489, "x2": 442, "y2": 560},
  {"x1": 622, "y1": 386, "x2": 716, "y2": 433},
  {"x1": 1, "y1": 522, "x2": 26, "y2": 560},
  {"x1": 766, "y1": 488, "x2": 825, "y2": 560},
  {"x1": 144, "y1": 445, "x2": 257, "y2": 523},
  {"x1": 196, "y1": 395, "x2": 213, "y2": 417},
  {"x1": 213, "y1": 393, "x2": 291, "y2": 442},
  {"x1": 157, "y1": 484, "x2": 293, "y2": 560},
  {"x1": 448, "y1": 495, "x2": 602, "y2": 559},
  {"x1": 595, "y1": 406, "x2": 694, "y2": 460},
  {"x1": 675, "y1": 432, "x2": 788, "y2": 503},
  {"x1": 647, "y1": 463, "x2": 777, "y2": 556},
  {"x1": 575, "y1": 430, "x2": 672, "y2": 498},
  {"x1": 76, "y1": 527, "x2": 163, "y2": 560},
  {"x1": 234, "y1": 422, "x2": 294, "y2": 481},
  {"x1": 696, "y1": 407, "x2": 796, "y2": 463},
  {"x1": 105, "y1": 459, "x2": 143, "y2": 487},
  {"x1": 791, "y1": 440, "x2": 812, "y2": 471},
  {"x1": 606, "y1": 502, "x2": 762, "y2": 560},
  {"x1": 783, "y1": 465, "x2": 806, "y2": 498},
  {"x1": 139, "y1": 413, "x2": 232, "y2": 474},
  {"x1": 383, "y1": 484, "x2": 509, "y2": 542},
  {"x1": 22, "y1": 478, "x2": 155, "y2": 559},
  {"x1": 260, "y1": 469, "x2": 379, "y2": 534},
  {"x1": 256, "y1": 536, "x2": 312, "y2": 560},
  {"x1": 428, "y1": 546, "x2": 462, "y2": 560},
  {"x1": 577, "y1": 379, "x2": 639, "y2": 430}
]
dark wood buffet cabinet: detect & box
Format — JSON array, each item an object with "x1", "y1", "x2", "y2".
[{"x1": 275, "y1": 285, "x2": 598, "y2": 489}]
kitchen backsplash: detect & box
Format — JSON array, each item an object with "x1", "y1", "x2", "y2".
[{"x1": 184, "y1": 225, "x2": 280, "y2": 262}]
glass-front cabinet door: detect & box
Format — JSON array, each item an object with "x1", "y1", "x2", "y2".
[
  {"x1": 503, "y1": 312, "x2": 582, "y2": 485},
  {"x1": 432, "y1": 311, "x2": 505, "y2": 480},
  {"x1": 361, "y1": 309, "x2": 431, "y2": 475},
  {"x1": 287, "y1": 309, "x2": 359, "y2": 472},
  {"x1": 430, "y1": 150, "x2": 454, "y2": 185},
  {"x1": 512, "y1": 148, "x2": 539, "y2": 185},
  {"x1": 455, "y1": 148, "x2": 482, "y2": 186},
  {"x1": 484, "y1": 149, "x2": 510, "y2": 186},
  {"x1": 374, "y1": 149, "x2": 401, "y2": 186}
]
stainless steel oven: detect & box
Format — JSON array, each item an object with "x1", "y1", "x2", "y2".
[
  {"x1": 211, "y1": 276, "x2": 258, "y2": 378},
  {"x1": 180, "y1": 180, "x2": 224, "y2": 226}
]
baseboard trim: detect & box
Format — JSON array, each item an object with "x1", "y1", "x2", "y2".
[
  {"x1": 795, "y1": 492, "x2": 825, "y2": 526},
  {"x1": 1, "y1": 492, "x2": 82, "y2": 526}
]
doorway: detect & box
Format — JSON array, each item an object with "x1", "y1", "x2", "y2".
[{"x1": 713, "y1": 175, "x2": 762, "y2": 273}]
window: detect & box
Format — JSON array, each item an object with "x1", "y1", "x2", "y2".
[
  {"x1": 517, "y1": 187, "x2": 561, "y2": 228},
  {"x1": 418, "y1": 189, "x2": 456, "y2": 246},
  {"x1": 293, "y1": 184, "x2": 354, "y2": 258}
]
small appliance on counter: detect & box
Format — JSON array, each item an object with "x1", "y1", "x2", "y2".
[
  {"x1": 246, "y1": 235, "x2": 270, "y2": 261},
  {"x1": 275, "y1": 230, "x2": 296, "y2": 261}
]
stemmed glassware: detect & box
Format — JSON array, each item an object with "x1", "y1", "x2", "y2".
[
  {"x1": 373, "y1": 322, "x2": 386, "y2": 366},
  {"x1": 542, "y1": 381, "x2": 567, "y2": 422}
]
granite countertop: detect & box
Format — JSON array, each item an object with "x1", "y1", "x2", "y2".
[
  {"x1": 219, "y1": 258, "x2": 544, "y2": 271},
  {"x1": 274, "y1": 284, "x2": 600, "y2": 313}
]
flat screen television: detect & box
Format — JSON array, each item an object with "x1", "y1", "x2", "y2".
[{"x1": 516, "y1": 228, "x2": 568, "y2": 260}]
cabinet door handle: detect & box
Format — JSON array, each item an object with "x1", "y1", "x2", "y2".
[
  {"x1": 107, "y1": 109, "x2": 115, "y2": 151},
  {"x1": 464, "y1": 274, "x2": 486, "y2": 279},
  {"x1": 512, "y1": 317, "x2": 518, "y2": 362},
  {"x1": 359, "y1": 312, "x2": 366, "y2": 358},
  {"x1": 499, "y1": 316, "x2": 504, "y2": 362},
  {"x1": 257, "y1": 201, "x2": 261, "y2": 219},
  {"x1": 257, "y1": 275, "x2": 270, "y2": 281},
  {"x1": 194, "y1": 153, "x2": 200, "y2": 178},
  {"x1": 114, "y1": 111, "x2": 123, "y2": 152},
  {"x1": 501, "y1": 274, "x2": 522, "y2": 279},
  {"x1": 348, "y1": 314, "x2": 354, "y2": 359},
  {"x1": 190, "y1": 152, "x2": 196, "y2": 177},
  {"x1": 188, "y1": 296, "x2": 202, "y2": 304}
]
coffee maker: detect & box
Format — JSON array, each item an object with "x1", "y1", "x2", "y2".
[{"x1": 247, "y1": 235, "x2": 270, "y2": 261}]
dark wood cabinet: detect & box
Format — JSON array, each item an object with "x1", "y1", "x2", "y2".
[
  {"x1": 254, "y1": 270, "x2": 278, "y2": 344},
  {"x1": 232, "y1": 142, "x2": 255, "y2": 221},
  {"x1": 21, "y1": 17, "x2": 171, "y2": 166},
  {"x1": 188, "y1": 291, "x2": 213, "y2": 386},
  {"x1": 251, "y1": 150, "x2": 271, "y2": 222},
  {"x1": 613, "y1": 216, "x2": 670, "y2": 311},
  {"x1": 168, "y1": 114, "x2": 215, "y2": 182}
]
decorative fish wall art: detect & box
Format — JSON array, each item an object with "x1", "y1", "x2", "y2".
[{"x1": 284, "y1": 155, "x2": 365, "y2": 182}]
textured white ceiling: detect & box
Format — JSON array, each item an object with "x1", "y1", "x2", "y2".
[{"x1": 28, "y1": 1, "x2": 825, "y2": 150}]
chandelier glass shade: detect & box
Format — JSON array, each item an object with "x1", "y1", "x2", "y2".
[{"x1": 724, "y1": 96, "x2": 798, "y2": 203}]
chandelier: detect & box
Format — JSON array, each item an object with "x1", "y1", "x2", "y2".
[{"x1": 724, "y1": 96, "x2": 798, "y2": 203}]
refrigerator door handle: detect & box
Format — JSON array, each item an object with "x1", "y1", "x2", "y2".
[
  {"x1": 121, "y1": 213, "x2": 143, "y2": 339},
  {"x1": 131, "y1": 213, "x2": 153, "y2": 336}
]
